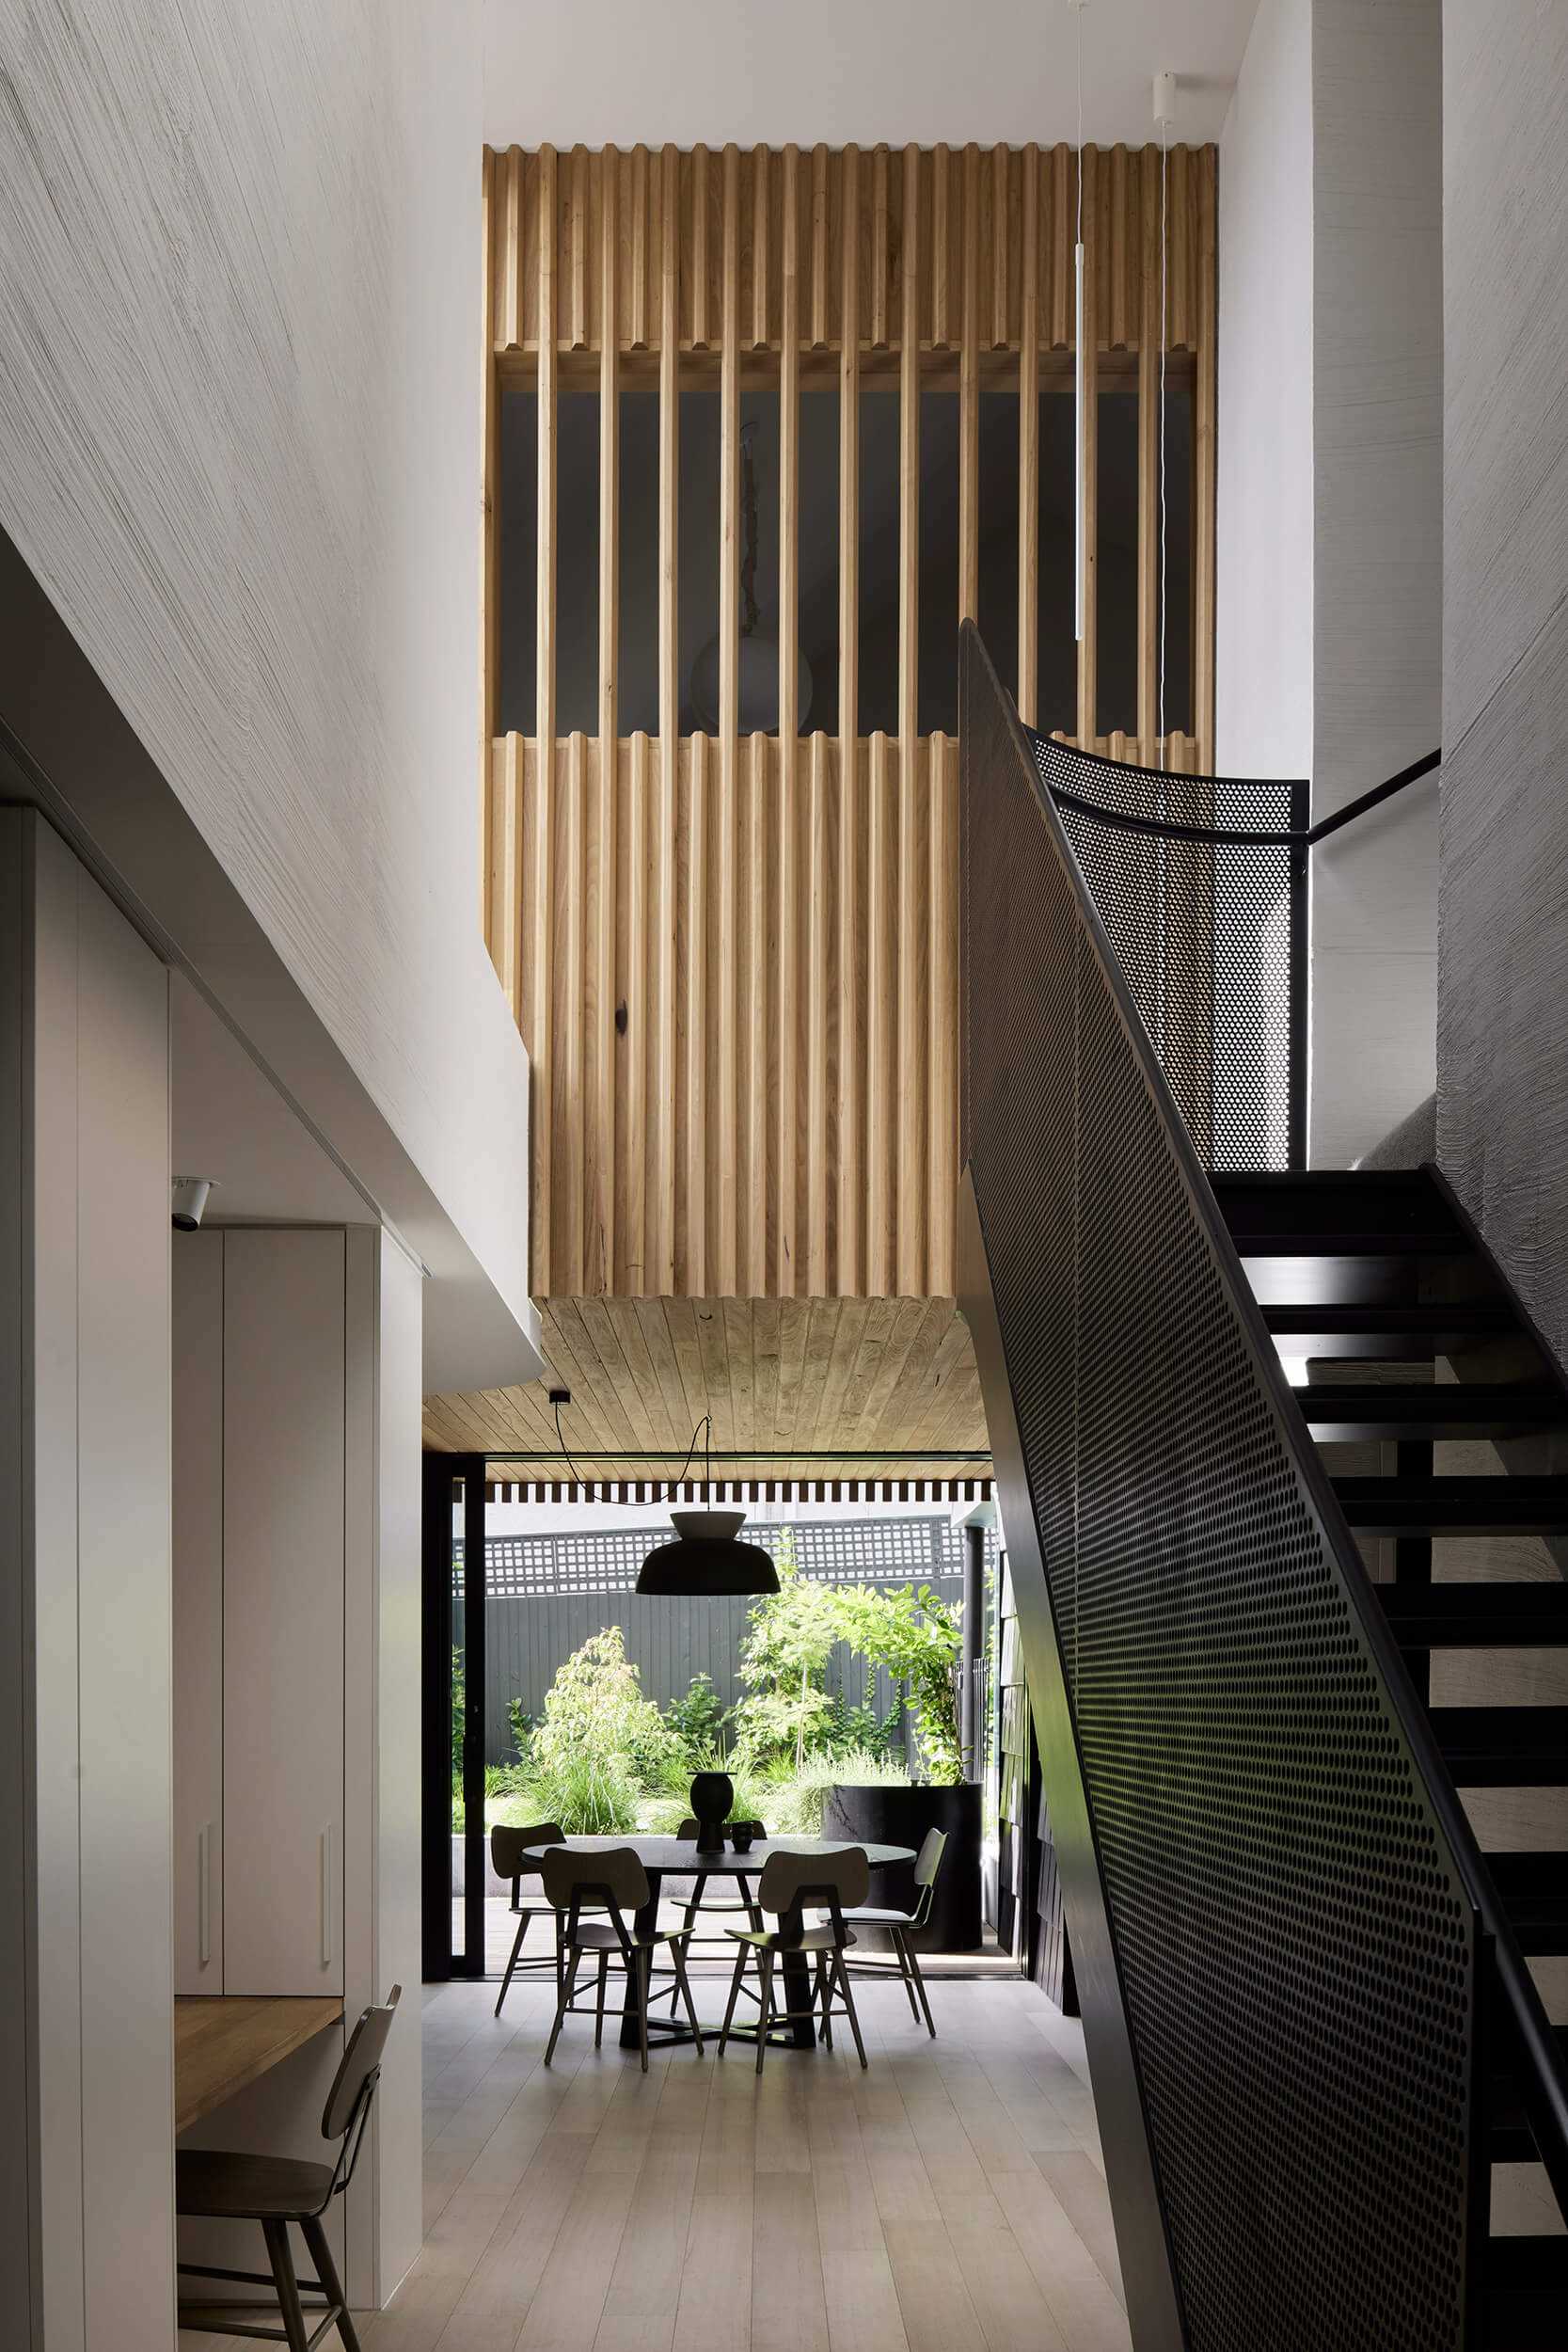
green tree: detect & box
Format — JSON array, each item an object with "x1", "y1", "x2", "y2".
[
  {"x1": 832, "y1": 1582, "x2": 963, "y2": 1784},
  {"x1": 735, "y1": 1536, "x2": 841, "y2": 1771},
  {"x1": 534, "y1": 1626, "x2": 674, "y2": 1784}
]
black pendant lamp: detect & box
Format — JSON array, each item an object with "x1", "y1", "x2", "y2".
[
  {"x1": 629, "y1": 1414, "x2": 778, "y2": 1597},
  {"x1": 550, "y1": 1391, "x2": 781, "y2": 1597},
  {"x1": 636, "y1": 1507, "x2": 779, "y2": 1597}
]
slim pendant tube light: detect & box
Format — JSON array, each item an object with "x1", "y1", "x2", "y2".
[
  {"x1": 1069, "y1": 0, "x2": 1087, "y2": 643},
  {"x1": 1074, "y1": 240, "x2": 1085, "y2": 642},
  {"x1": 1155, "y1": 70, "x2": 1176, "y2": 769}
]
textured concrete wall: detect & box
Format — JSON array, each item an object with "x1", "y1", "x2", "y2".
[
  {"x1": 0, "y1": 0, "x2": 532, "y2": 1338},
  {"x1": 1438, "y1": 3, "x2": 1568, "y2": 1358}
]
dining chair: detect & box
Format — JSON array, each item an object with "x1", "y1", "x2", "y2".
[
  {"x1": 175, "y1": 1985, "x2": 401, "y2": 2352},
  {"x1": 492, "y1": 1819, "x2": 597, "y2": 2016},
  {"x1": 543, "y1": 1845, "x2": 705, "y2": 2073},
  {"x1": 657, "y1": 1816, "x2": 768, "y2": 2018},
  {"x1": 830, "y1": 1825, "x2": 946, "y2": 2037},
  {"x1": 718, "y1": 1845, "x2": 871, "y2": 2074},
  {"x1": 669, "y1": 1813, "x2": 767, "y2": 1955}
]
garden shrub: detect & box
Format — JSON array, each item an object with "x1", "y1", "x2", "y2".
[
  {"x1": 528, "y1": 1747, "x2": 641, "y2": 1836},
  {"x1": 662, "y1": 1670, "x2": 732, "y2": 1759},
  {"x1": 832, "y1": 1582, "x2": 963, "y2": 1783},
  {"x1": 767, "y1": 1746, "x2": 911, "y2": 1836},
  {"x1": 533, "y1": 1625, "x2": 676, "y2": 1785}
]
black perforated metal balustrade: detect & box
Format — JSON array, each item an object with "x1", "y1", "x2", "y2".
[
  {"x1": 963, "y1": 642, "x2": 1477, "y2": 2350},
  {"x1": 1027, "y1": 729, "x2": 1307, "y2": 1170}
]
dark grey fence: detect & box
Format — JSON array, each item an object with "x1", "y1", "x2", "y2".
[{"x1": 452, "y1": 1516, "x2": 974, "y2": 1766}]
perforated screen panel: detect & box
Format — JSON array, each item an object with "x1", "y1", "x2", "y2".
[
  {"x1": 1027, "y1": 730, "x2": 1306, "y2": 1169},
  {"x1": 962, "y1": 634, "x2": 1476, "y2": 2351}
]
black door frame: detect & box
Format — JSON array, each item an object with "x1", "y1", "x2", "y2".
[{"x1": 421, "y1": 1454, "x2": 488, "y2": 1979}]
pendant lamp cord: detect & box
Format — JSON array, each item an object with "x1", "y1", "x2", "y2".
[
  {"x1": 551, "y1": 1400, "x2": 714, "y2": 1503},
  {"x1": 1158, "y1": 124, "x2": 1169, "y2": 771}
]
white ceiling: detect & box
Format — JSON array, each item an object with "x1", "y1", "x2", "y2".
[
  {"x1": 484, "y1": 0, "x2": 1259, "y2": 151},
  {"x1": 170, "y1": 972, "x2": 372, "y2": 1228}
]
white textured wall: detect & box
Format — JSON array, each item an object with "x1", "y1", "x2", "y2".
[
  {"x1": 1217, "y1": 0, "x2": 1316, "y2": 792},
  {"x1": 1218, "y1": 0, "x2": 1443, "y2": 1169},
  {"x1": 0, "y1": 0, "x2": 531, "y2": 1337},
  {"x1": 1310, "y1": 0, "x2": 1442, "y2": 1169},
  {"x1": 484, "y1": 0, "x2": 1263, "y2": 148},
  {"x1": 1438, "y1": 2, "x2": 1568, "y2": 1358}
]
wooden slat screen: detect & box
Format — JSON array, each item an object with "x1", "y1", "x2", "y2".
[{"x1": 483, "y1": 139, "x2": 1217, "y2": 1300}]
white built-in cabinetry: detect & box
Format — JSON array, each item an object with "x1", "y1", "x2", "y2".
[{"x1": 173, "y1": 1228, "x2": 348, "y2": 1996}]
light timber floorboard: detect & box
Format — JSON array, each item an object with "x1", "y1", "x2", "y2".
[{"x1": 176, "y1": 1973, "x2": 1130, "y2": 2352}]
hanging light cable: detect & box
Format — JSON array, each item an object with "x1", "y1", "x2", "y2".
[{"x1": 1071, "y1": 1, "x2": 1087, "y2": 643}]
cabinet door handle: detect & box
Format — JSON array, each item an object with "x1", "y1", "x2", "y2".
[
  {"x1": 198, "y1": 1823, "x2": 212, "y2": 1968},
  {"x1": 320, "y1": 1825, "x2": 334, "y2": 1968}
]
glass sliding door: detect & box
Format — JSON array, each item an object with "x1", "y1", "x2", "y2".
[{"x1": 422, "y1": 1454, "x2": 487, "y2": 1978}]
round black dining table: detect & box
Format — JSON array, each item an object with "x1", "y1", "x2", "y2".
[{"x1": 524, "y1": 1833, "x2": 915, "y2": 2050}]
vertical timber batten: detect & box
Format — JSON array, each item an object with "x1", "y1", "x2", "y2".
[{"x1": 481, "y1": 140, "x2": 1218, "y2": 1299}]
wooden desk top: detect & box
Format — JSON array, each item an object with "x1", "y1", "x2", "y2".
[{"x1": 174, "y1": 1994, "x2": 343, "y2": 2134}]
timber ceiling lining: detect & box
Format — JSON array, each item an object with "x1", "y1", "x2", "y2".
[{"x1": 422, "y1": 1295, "x2": 990, "y2": 1481}]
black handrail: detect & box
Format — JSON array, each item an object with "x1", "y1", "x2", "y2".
[
  {"x1": 1046, "y1": 739, "x2": 1442, "y2": 850},
  {"x1": 1028, "y1": 733, "x2": 1443, "y2": 1171},
  {"x1": 1306, "y1": 745, "x2": 1441, "y2": 843}
]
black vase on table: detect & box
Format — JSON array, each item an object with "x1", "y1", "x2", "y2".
[{"x1": 689, "y1": 1771, "x2": 734, "y2": 1855}]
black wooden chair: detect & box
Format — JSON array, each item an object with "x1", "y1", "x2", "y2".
[
  {"x1": 543, "y1": 1846, "x2": 705, "y2": 2073},
  {"x1": 718, "y1": 1846, "x2": 871, "y2": 2073},
  {"x1": 829, "y1": 1824, "x2": 946, "y2": 2036},
  {"x1": 175, "y1": 1985, "x2": 401, "y2": 2352},
  {"x1": 492, "y1": 1819, "x2": 605, "y2": 2016}
]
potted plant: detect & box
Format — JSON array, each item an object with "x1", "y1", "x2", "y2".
[{"x1": 823, "y1": 1583, "x2": 982, "y2": 1952}]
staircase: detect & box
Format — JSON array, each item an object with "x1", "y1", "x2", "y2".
[
  {"x1": 1213, "y1": 1165, "x2": 1568, "y2": 2344},
  {"x1": 962, "y1": 622, "x2": 1568, "y2": 2346}
]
